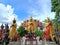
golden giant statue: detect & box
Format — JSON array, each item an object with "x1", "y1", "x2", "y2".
[
  {"x1": 21, "y1": 16, "x2": 43, "y2": 32},
  {"x1": 27, "y1": 16, "x2": 36, "y2": 32},
  {"x1": 9, "y1": 18, "x2": 17, "y2": 40},
  {"x1": 45, "y1": 17, "x2": 55, "y2": 41}
]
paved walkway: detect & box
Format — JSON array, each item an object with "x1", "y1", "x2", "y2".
[
  {"x1": 8, "y1": 41, "x2": 57, "y2": 45},
  {"x1": 7, "y1": 37, "x2": 57, "y2": 45}
]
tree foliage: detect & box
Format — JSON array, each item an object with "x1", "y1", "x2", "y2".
[
  {"x1": 34, "y1": 28, "x2": 45, "y2": 38},
  {"x1": 51, "y1": 0, "x2": 60, "y2": 12},
  {"x1": 52, "y1": 18, "x2": 60, "y2": 29},
  {"x1": 51, "y1": 0, "x2": 60, "y2": 28},
  {"x1": 17, "y1": 26, "x2": 28, "y2": 37}
]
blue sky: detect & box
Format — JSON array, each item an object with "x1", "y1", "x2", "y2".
[{"x1": 0, "y1": 0, "x2": 55, "y2": 26}]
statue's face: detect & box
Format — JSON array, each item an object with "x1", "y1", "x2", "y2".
[
  {"x1": 30, "y1": 23, "x2": 33, "y2": 25},
  {"x1": 45, "y1": 18, "x2": 50, "y2": 23},
  {"x1": 45, "y1": 18, "x2": 50, "y2": 26}
]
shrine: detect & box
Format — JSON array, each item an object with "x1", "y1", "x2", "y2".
[{"x1": 21, "y1": 16, "x2": 43, "y2": 32}]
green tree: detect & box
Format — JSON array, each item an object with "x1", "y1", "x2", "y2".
[
  {"x1": 51, "y1": 0, "x2": 60, "y2": 11},
  {"x1": 51, "y1": 0, "x2": 60, "y2": 17},
  {"x1": 17, "y1": 26, "x2": 28, "y2": 37},
  {"x1": 51, "y1": 0, "x2": 60, "y2": 29},
  {"x1": 51, "y1": 0, "x2": 60, "y2": 43},
  {"x1": 34, "y1": 28, "x2": 45, "y2": 39}
]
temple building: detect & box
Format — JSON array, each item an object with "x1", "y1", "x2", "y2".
[{"x1": 21, "y1": 16, "x2": 43, "y2": 32}]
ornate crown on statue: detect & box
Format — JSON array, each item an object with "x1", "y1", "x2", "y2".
[{"x1": 13, "y1": 18, "x2": 16, "y2": 24}]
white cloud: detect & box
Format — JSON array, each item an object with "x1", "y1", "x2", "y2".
[
  {"x1": 27, "y1": 0, "x2": 55, "y2": 22},
  {"x1": 16, "y1": 21, "x2": 23, "y2": 28},
  {"x1": 0, "y1": 3, "x2": 20, "y2": 27}
]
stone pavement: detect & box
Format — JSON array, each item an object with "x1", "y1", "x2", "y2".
[
  {"x1": 7, "y1": 37, "x2": 57, "y2": 45},
  {"x1": 8, "y1": 41, "x2": 57, "y2": 45}
]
